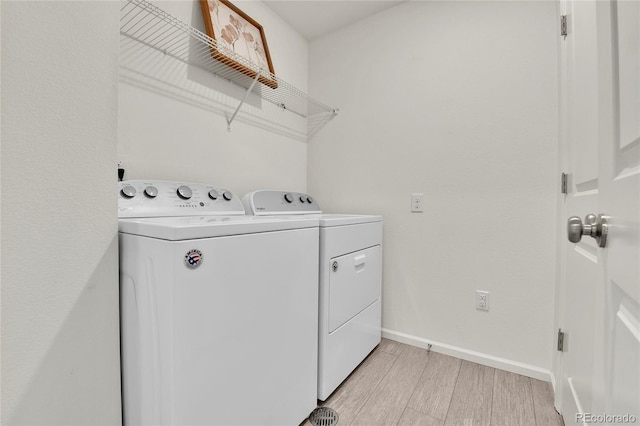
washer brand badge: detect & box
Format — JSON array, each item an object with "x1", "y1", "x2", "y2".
[{"x1": 184, "y1": 249, "x2": 203, "y2": 269}]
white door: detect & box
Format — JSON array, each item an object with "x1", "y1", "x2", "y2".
[{"x1": 558, "y1": 0, "x2": 640, "y2": 424}]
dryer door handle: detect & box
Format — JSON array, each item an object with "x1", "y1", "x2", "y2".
[{"x1": 354, "y1": 254, "x2": 366, "y2": 269}]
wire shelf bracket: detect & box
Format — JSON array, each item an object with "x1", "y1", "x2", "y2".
[
  {"x1": 226, "y1": 71, "x2": 261, "y2": 131},
  {"x1": 120, "y1": 0, "x2": 338, "y2": 138}
]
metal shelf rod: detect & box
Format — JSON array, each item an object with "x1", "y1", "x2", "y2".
[{"x1": 227, "y1": 71, "x2": 261, "y2": 131}]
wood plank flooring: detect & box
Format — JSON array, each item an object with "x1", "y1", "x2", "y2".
[{"x1": 303, "y1": 339, "x2": 564, "y2": 426}]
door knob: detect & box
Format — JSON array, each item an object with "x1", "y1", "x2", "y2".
[{"x1": 567, "y1": 214, "x2": 608, "y2": 247}]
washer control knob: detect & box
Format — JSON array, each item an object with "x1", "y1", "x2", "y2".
[
  {"x1": 307, "y1": 196, "x2": 314, "y2": 204},
  {"x1": 299, "y1": 195, "x2": 306, "y2": 203},
  {"x1": 223, "y1": 191, "x2": 233, "y2": 201},
  {"x1": 144, "y1": 186, "x2": 158, "y2": 198},
  {"x1": 284, "y1": 193, "x2": 294, "y2": 203},
  {"x1": 120, "y1": 185, "x2": 137, "y2": 199},
  {"x1": 176, "y1": 185, "x2": 193, "y2": 200},
  {"x1": 208, "y1": 190, "x2": 219, "y2": 200}
]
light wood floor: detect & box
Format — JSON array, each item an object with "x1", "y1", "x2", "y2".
[{"x1": 304, "y1": 339, "x2": 564, "y2": 426}]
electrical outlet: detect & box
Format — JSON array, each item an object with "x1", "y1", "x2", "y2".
[
  {"x1": 476, "y1": 290, "x2": 490, "y2": 311},
  {"x1": 411, "y1": 193, "x2": 424, "y2": 213},
  {"x1": 118, "y1": 160, "x2": 125, "y2": 182}
]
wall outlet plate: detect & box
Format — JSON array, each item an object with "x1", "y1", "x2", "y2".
[
  {"x1": 476, "y1": 290, "x2": 490, "y2": 311},
  {"x1": 411, "y1": 193, "x2": 424, "y2": 213}
]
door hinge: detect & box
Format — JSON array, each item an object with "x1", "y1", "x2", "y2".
[
  {"x1": 561, "y1": 172, "x2": 568, "y2": 194},
  {"x1": 560, "y1": 15, "x2": 568, "y2": 38},
  {"x1": 557, "y1": 329, "x2": 566, "y2": 352}
]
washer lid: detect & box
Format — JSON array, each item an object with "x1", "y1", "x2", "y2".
[
  {"x1": 118, "y1": 215, "x2": 319, "y2": 240},
  {"x1": 318, "y1": 214, "x2": 383, "y2": 227}
]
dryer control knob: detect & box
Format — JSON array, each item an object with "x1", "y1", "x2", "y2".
[
  {"x1": 208, "y1": 190, "x2": 219, "y2": 200},
  {"x1": 299, "y1": 195, "x2": 306, "y2": 203},
  {"x1": 284, "y1": 193, "x2": 294, "y2": 203},
  {"x1": 223, "y1": 191, "x2": 233, "y2": 201},
  {"x1": 177, "y1": 185, "x2": 193, "y2": 200},
  {"x1": 121, "y1": 185, "x2": 137, "y2": 199},
  {"x1": 307, "y1": 196, "x2": 314, "y2": 204},
  {"x1": 144, "y1": 186, "x2": 158, "y2": 198}
]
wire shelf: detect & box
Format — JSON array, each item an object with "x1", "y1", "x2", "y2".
[{"x1": 120, "y1": 0, "x2": 337, "y2": 136}]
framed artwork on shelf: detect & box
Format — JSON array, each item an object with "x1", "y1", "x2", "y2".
[{"x1": 200, "y1": 0, "x2": 278, "y2": 89}]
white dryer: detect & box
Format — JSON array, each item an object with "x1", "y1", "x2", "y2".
[
  {"x1": 118, "y1": 181, "x2": 319, "y2": 426},
  {"x1": 242, "y1": 190, "x2": 383, "y2": 401}
]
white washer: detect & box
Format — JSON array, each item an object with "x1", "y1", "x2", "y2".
[
  {"x1": 242, "y1": 190, "x2": 383, "y2": 401},
  {"x1": 118, "y1": 181, "x2": 319, "y2": 426}
]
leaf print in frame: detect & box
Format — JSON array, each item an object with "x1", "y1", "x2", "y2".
[{"x1": 200, "y1": 0, "x2": 278, "y2": 89}]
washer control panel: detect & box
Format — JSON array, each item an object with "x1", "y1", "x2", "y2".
[
  {"x1": 242, "y1": 190, "x2": 322, "y2": 215},
  {"x1": 118, "y1": 180, "x2": 245, "y2": 218}
]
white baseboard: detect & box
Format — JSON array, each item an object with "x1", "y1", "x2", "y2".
[
  {"x1": 382, "y1": 328, "x2": 553, "y2": 382},
  {"x1": 549, "y1": 370, "x2": 557, "y2": 392},
  {"x1": 548, "y1": 371, "x2": 563, "y2": 414}
]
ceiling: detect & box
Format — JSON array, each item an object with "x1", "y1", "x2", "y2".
[{"x1": 263, "y1": 0, "x2": 407, "y2": 40}]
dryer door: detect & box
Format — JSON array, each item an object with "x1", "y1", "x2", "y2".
[{"x1": 328, "y1": 245, "x2": 381, "y2": 333}]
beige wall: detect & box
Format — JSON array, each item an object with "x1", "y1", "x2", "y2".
[
  {"x1": 308, "y1": 1, "x2": 559, "y2": 374},
  {"x1": 1, "y1": 1, "x2": 121, "y2": 424}
]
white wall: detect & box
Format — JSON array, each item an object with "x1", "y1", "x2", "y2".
[
  {"x1": 1, "y1": 2, "x2": 121, "y2": 424},
  {"x1": 0, "y1": 2, "x2": 561, "y2": 423},
  {"x1": 118, "y1": 0, "x2": 310, "y2": 196},
  {"x1": 308, "y1": 1, "x2": 559, "y2": 374}
]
